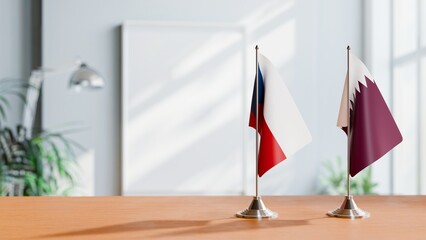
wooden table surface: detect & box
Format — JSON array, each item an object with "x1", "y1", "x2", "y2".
[{"x1": 0, "y1": 196, "x2": 425, "y2": 239}]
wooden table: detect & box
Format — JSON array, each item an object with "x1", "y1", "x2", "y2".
[{"x1": 0, "y1": 196, "x2": 425, "y2": 239}]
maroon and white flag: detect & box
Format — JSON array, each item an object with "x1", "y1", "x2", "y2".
[{"x1": 337, "y1": 51, "x2": 403, "y2": 177}]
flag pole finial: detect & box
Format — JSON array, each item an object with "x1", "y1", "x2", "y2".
[
  {"x1": 255, "y1": 45, "x2": 259, "y2": 50},
  {"x1": 347, "y1": 45, "x2": 351, "y2": 51}
]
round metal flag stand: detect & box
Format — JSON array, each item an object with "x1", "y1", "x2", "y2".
[
  {"x1": 236, "y1": 196, "x2": 277, "y2": 219},
  {"x1": 327, "y1": 195, "x2": 370, "y2": 219}
]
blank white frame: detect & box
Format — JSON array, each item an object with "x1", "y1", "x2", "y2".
[{"x1": 121, "y1": 21, "x2": 248, "y2": 195}]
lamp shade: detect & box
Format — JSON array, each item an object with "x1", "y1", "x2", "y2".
[{"x1": 69, "y1": 63, "x2": 104, "y2": 90}]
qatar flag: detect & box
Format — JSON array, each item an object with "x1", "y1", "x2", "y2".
[
  {"x1": 337, "y1": 51, "x2": 403, "y2": 177},
  {"x1": 249, "y1": 54, "x2": 311, "y2": 177}
]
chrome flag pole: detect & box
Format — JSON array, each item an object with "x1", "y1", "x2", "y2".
[
  {"x1": 327, "y1": 46, "x2": 369, "y2": 219},
  {"x1": 236, "y1": 45, "x2": 277, "y2": 219},
  {"x1": 256, "y1": 44, "x2": 260, "y2": 199}
]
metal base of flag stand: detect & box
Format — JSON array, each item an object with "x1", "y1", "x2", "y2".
[
  {"x1": 327, "y1": 195, "x2": 370, "y2": 219},
  {"x1": 236, "y1": 196, "x2": 278, "y2": 219}
]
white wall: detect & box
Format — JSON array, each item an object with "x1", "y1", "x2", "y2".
[
  {"x1": 315, "y1": 0, "x2": 364, "y2": 191},
  {"x1": 364, "y1": 0, "x2": 393, "y2": 194},
  {"x1": 42, "y1": 0, "x2": 363, "y2": 195},
  {"x1": 0, "y1": 0, "x2": 32, "y2": 127},
  {"x1": 365, "y1": 0, "x2": 426, "y2": 195}
]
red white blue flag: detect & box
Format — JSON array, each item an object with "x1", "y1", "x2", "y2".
[
  {"x1": 249, "y1": 54, "x2": 311, "y2": 177},
  {"x1": 337, "y1": 51, "x2": 403, "y2": 176}
]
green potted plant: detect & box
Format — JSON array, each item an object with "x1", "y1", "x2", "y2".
[
  {"x1": 318, "y1": 156, "x2": 378, "y2": 195},
  {"x1": 0, "y1": 79, "x2": 81, "y2": 196}
]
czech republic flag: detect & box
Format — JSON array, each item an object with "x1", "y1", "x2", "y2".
[{"x1": 249, "y1": 54, "x2": 312, "y2": 177}]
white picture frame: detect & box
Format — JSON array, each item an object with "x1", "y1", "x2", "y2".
[{"x1": 121, "y1": 21, "x2": 249, "y2": 195}]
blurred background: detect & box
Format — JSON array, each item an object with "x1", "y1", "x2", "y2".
[{"x1": 0, "y1": 0, "x2": 424, "y2": 196}]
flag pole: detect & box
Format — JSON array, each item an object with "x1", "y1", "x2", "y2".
[
  {"x1": 236, "y1": 45, "x2": 277, "y2": 219},
  {"x1": 255, "y1": 45, "x2": 259, "y2": 198},
  {"x1": 326, "y1": 46, "x2": 369, "y2": 219},
  {"x1": 346, "y1": 45, "x2": 351, "y2": 198}
]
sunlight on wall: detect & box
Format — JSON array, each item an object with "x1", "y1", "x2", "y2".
[
  {"x1": 241, "y1": 0, "x2": 294, "y2": 32},
  {"x1": 120, "y1": 0, "x2": 365, "y2": 196},
  {"x1": 172, "y1": 31, "x2": 244, "y2": 80},
  {"x1": 41, "y1": 0, "x2": 365, "y2": 196},
  {"x1": 122, "y1": 0, "x2": 301, "y2": 196}
]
